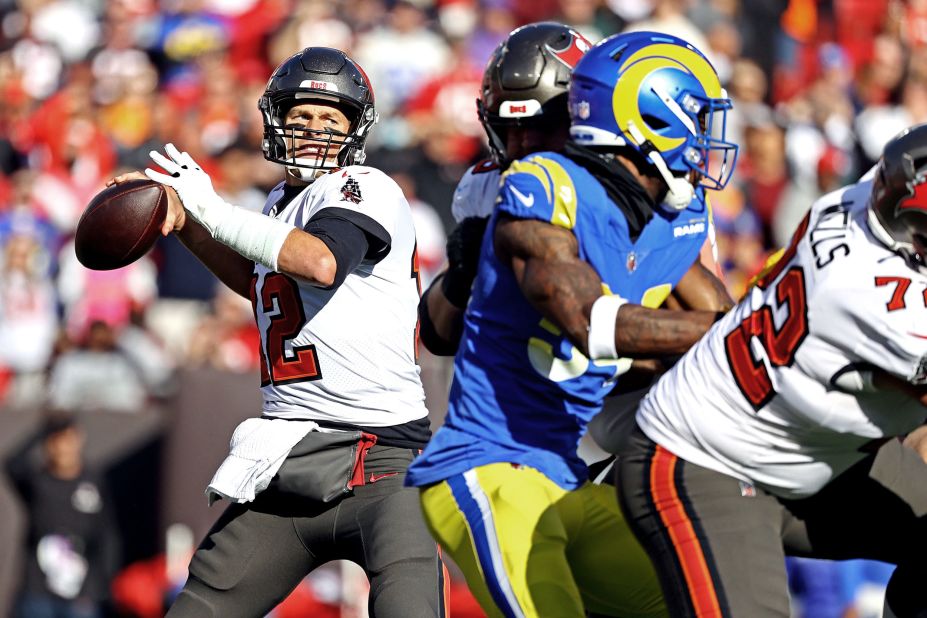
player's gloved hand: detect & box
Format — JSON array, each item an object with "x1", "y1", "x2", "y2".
[
  {"x1": 442, "y1": 216, "x2": 489, "y2": 309},
  {"x1": 145, "y1": 143, "x2": 295, "y2": 271},
  {"x1": 146, "y1": 143, "x2": 229, "y2": 236}
]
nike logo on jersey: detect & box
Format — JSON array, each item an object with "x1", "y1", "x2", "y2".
[
  {"x1": 510, "y1": 185, "x2": 535, "y2": 208},
  {"x1": 368, "y1": 472, "x2": 399, "y2": 483}
]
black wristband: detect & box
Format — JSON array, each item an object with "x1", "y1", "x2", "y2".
[{"x1": 441, "y1": 267, "x2": 475, "y2": 310}]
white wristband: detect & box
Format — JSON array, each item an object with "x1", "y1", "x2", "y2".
[
  {"x1": 588, "y1": 294, "x2": 627, "y2": 360},
  {"x1": 208, "y1": 202, "x2": 295, "y2": 272}
]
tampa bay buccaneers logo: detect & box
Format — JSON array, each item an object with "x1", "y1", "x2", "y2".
[
  {"x1": 546, "y1": 31, "x2": 591, "y2": 68},
  {"x1": 340, "y1": 177, "x2": 363, "y2": 204},
  {"x1": 898, "y1": 177, "x2": 927, "y2": 214}
]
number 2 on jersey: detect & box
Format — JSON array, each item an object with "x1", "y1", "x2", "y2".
[
  {"x1": 725, "y1": 215, "x2": 810, "y2": 410},
  {"x1": 251, "y1": 273, "x2": 322, "y2": 386}
]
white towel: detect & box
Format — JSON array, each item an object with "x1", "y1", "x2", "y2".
[{"x1": 206, "y1": 417, "x2": 318, "y2": 506}]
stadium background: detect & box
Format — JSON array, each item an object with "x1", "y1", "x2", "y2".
[{"x1": 0, "y1": 0, "x2": 914, "y2": 615}]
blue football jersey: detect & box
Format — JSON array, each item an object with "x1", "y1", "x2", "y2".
[{"x1": 407, "y1": 152, "x2": 709, "y2": 490}]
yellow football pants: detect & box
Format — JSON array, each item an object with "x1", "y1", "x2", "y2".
[{"x1": 419, "y1": 463, "x2": 667, "y2": 618}]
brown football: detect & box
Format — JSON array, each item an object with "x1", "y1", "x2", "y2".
[{"x1": 75, "y1": 179, "x2": 168, "y2": 270}]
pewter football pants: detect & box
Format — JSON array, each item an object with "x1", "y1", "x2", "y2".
[
  {"x1": 616, "y1": 422, "x2": 927, "y2": 618},
  {"x1": 167, "y1": 446, "x2": 448, "y2": 618}
]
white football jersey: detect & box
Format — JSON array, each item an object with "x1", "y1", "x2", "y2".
[
  {"x1": 639, "y1": 173, "x2": 927, "y2": 498},
  {"x1": 451, "y1": 160, "x2": 502, "y2": 222},
  {"x1": 252, "y1": 166, "x2": 428, "y2": 427}
]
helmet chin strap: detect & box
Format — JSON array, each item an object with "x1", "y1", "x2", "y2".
[{"x1": 626, "y1": 120, "x2": 695, "y2": 211}]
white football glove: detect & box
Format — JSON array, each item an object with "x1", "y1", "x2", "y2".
[
  {"x1": 145, "y1": 143, "x2": 295, "y2": 270},
  {"x1": 146, "y1": 143, "x2": 228, "y2": 235}
]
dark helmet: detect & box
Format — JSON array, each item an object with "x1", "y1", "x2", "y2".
[
  {"x1": 868, "y1": 123, "x2": 927, "y2": 270},
  {"x1": 258, "y1": 47, "x2": 377, "y2": 177},
  {"x1": 477, "y1": 22, "x2": 591, "y2": 164}
]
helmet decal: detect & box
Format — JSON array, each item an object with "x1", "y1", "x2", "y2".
[
  {"x1": 478, "y1": 22, "x2": 588, "y2": 164},
  {"x1": 612, "y1": 43, "x2": 722, "y2": 154},
  {"x1": 546, "y1": 32, "x2": 591, "y2": 69},
  {"x1": 898, "y1": 175, "x2": 927, "y2": 214},
  {"x1": 569, "y1": 31, "x2": 738, "y2": 197}
]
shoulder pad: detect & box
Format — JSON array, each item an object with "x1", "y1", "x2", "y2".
[
  {"x1": 452, "y1": 164, "x2": 502, "y2": 222},
  {"x1": 502, "y1": 154, "x2": 578, "y2": 229}
]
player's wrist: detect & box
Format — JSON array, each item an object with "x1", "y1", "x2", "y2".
[
  {"x1": 441, "y1": 267, "x2": 475, "y2": 309},
  {"x1": 588, "y1": 294, "x2": 628, "y2": 360},
  {"x1": 210, "y1": 204, "x2": 295, "y2": 271}
]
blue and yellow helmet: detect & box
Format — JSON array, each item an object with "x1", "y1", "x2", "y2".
[{"x1": 568, "y1": 31, "x2": 738, "y2": 194}]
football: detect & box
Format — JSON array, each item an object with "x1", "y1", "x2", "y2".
[{"x1": 75, "y1": 179, "x2": 168, "y2": 270}]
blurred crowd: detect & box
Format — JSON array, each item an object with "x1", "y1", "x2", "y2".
[{"x1": 0, "y1": 0, "x2": 922, "y2": 615}]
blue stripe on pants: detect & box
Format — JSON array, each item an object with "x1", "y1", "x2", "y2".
[{"x1": 446, "y1": 472, "x2": 523, "y2": 618}]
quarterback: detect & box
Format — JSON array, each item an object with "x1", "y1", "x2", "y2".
[
  {"x1": 408, "y1": 32, "x2": 738, "y2": 617},
  {"x1": 110, "y1": 48, "x2": 446, "y2": 617},
  {"x1": 616, "y1": 125, "x2": 927, "y2": 618}
]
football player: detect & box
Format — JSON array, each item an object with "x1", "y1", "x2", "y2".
[
  {"x1": 406, "y1": 32, "x2": 738, "y2": 617},
  {"x1": 615, "y1": 124, "x2": 927, "y2": 618},
  {"x1": 421, "y1": 24, "x2": 728, "y2": 357},
  {"x1": 109, "y1": 48, "x2": 447, "y2": 617},
  {"x1": 419, "y1": 22, "x2": 591, "y2": 355}
]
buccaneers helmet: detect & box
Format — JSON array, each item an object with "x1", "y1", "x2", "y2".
[
  {"x1": 569, "y1": 31, "x2": 738, "y2": 209},
  {"x1": 478, "y1": 22, "x2": 591, "y2": 164},
  {"x1": 868, "y1": 123, "x2": 927, "y2": 271},
  {"x1": 259, "y1": 48, "x2": 377, "y2": 178}
]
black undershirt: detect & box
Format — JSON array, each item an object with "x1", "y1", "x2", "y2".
[
  {"x1": 303, "y1": 207, "x2": 391, "y2": 289},
  {"x1": 262, "y1": 415, "x2": 432, "y2": 449},
  {"x1": 562, "y1": 141, "x2": 656, "y2": 242}
]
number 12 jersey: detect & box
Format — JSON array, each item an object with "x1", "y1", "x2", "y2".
[{"x1": 250, "y1": 166, "x2": 428, "y2": 430}]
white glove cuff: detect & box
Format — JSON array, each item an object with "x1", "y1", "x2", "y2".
[
  {"x1": 588, "y1": 294, "x2": 628, "y2": 360},
  {"x1": 210, "y1": 204, "x2": 295, "y2": 271}
]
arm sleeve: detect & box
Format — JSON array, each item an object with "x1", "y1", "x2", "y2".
[
  {"x1": 303, "y1": 210, "x2": 375, "y2": 290},
  {"x1": 417, "y1": 281, "x2": 463, "y2": 356}
]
